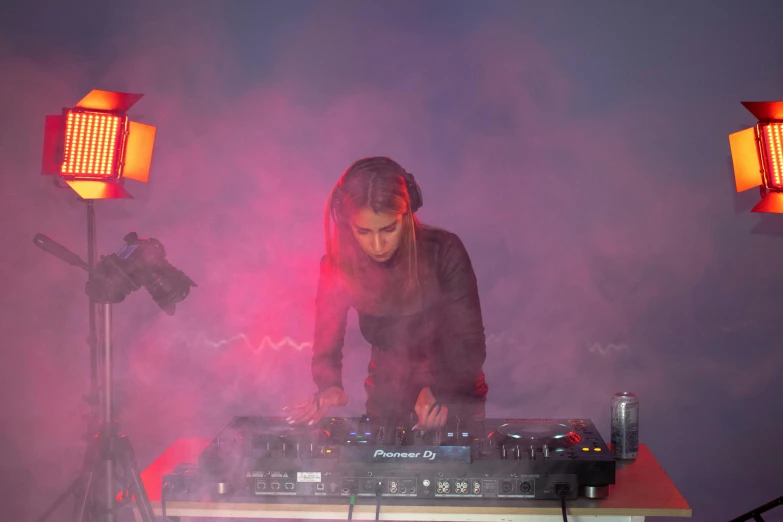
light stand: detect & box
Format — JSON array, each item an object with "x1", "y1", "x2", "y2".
[
  {"x1": 33, "y1": 231, "x2": 156, "y2": 522},
  {"x1": 36, "y1": 88, "x2": 174, "y2": 521},
  {"x1": 68, "y1": 301, "x2": 155, "y2": 522},
  {"x1": 728, "y1": 496, "x2": 782, "y2": 522},
  {"x1": 86, "y1": 200, "x2": 100, "y2": 431}
]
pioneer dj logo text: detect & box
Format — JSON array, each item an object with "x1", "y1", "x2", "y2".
[{"x1": 373, "y1": 450, "x2": 437, "y2": 460}]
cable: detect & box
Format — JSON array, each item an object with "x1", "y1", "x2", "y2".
[
  {"x1": 347, "y1": 493, "x2": 355, "y2": 522},
  {"x1": 555, "y1": 484, "x2": 570, "y2": 522},
  {"x1": 375, "y1": 480, "x2": 383, "y2": 522},
  {"x1": 560, "y1": 492, "x2": 567, "y2": 522}
]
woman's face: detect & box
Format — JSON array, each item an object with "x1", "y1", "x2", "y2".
[{"x1": 349, "y1": 207, "x2": 403, "y2": 262}]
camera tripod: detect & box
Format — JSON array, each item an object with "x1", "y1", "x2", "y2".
[
  {"x1": 35, "y1": 304, "x2": 155, "y2": 522},
  {"x1": 34, "y1": 201, "x2": 156, "y2": 522}
]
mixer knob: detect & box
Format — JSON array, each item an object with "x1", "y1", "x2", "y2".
[
  {"x1": 309, "y1": 443, "x2": 314, "y2": 458},
  {"x1": 282, "y1": 442, "x2": 287, "y2": 457},
  {"x1": 433, "y1": 428, "x2": 442, "y2": 446},
  {"x1": 377, "y1": 426, "x2": 386, "y2": 444},
  {"x1": 543, "y1": 444, "x2": 550, "y2": 459},
  {"x1": 394, "y1": 426, "x2": 405, "y2": 445},
  {"x1": 514, "y1": 445, "x2": 521, "y2": 460},
  {"x1": 414, "y1": 429, "x2": 425, "y2": 445},
  {"x1": 529, "y1": 445, "x2": 536, "y2": 460},
  {"x1": 501, "y1": 446, "x2": 508, "y2": 460},
  {"x1": 265, "y1": 442, "x2": 271, "y2": 458}
]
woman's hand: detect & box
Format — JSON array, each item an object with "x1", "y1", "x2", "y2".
[
  {"x1": 413, "y1": 387, "x2": 448, "y2": 430},
  {"x1": 283, "y1": 386, "x2": 347, "y2": 426}
]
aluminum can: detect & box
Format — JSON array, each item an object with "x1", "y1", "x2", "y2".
[{"x1": 610, "y1": 392, "x2": 639, "y2": 459}]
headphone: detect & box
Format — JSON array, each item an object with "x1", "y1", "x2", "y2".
[
  {"x1": 404, "y1": 170, "x2": 424, "y2": 213},
  {"x1": 331, "y1": 157, "x2": 424, "y2": 218}
]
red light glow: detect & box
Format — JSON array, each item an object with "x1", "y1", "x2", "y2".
[
  {"x1": 761, "y1": 123, "x2": 783, "y2": 190},
  {"x1": 41, "y1": 89, "x2": 156, "y2": 199},
  {"x1": 61, "y1": 110, "x2": 124, "y2": 178}
]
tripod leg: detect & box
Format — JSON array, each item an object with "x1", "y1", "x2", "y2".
[
  {"x1": 114, "y1": 434, "x2": 156, "y2": 522},
  {"x1": 71, "y1": 433, "x2": 107, "y2": 522},
  {"x1": 35, "y1": 477, "x2": 79, "y2": 522}
]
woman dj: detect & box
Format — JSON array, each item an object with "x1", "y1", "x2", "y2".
[{"x1": 284, "y1": 157, "x2": 488, "y2": 430}]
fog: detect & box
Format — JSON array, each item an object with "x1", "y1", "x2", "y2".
[{"x1": 1, "y1": 1, "x2": 781, "y2": 521}]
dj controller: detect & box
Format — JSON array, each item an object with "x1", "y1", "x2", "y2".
[{"x1": 162, "y1": 416, "x2": 615, "y2": 505}]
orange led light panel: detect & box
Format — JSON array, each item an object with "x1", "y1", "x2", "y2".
[
  {"x1": 61, "y1": 110, "x2": 125, "y2": 179},
  {"x1": 41, "y1": 90, "x2": 156, "y2": 199},
  {"x1": 761, "y1": 123, "x2": 783, "y2": 189}
]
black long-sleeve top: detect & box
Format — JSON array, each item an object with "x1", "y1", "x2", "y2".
[{"x1": 311, "y1": 225, "x2": 489, "y2": 422}]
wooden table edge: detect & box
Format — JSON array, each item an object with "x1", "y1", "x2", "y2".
[{"x1": 147, "y1": 500, "x2": 692, "y2": 518}]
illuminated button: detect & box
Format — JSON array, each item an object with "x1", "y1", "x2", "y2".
[
  {"x1": 593, "y1": 448, "x2": 601, "y2": 451},
  {"x1": 582, "y1": 447, "x2": 589, "y2": 451}
]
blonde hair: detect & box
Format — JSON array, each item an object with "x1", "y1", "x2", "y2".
[{"x1": 324, "y1": 157, "x2": 420, "y2": 296}]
